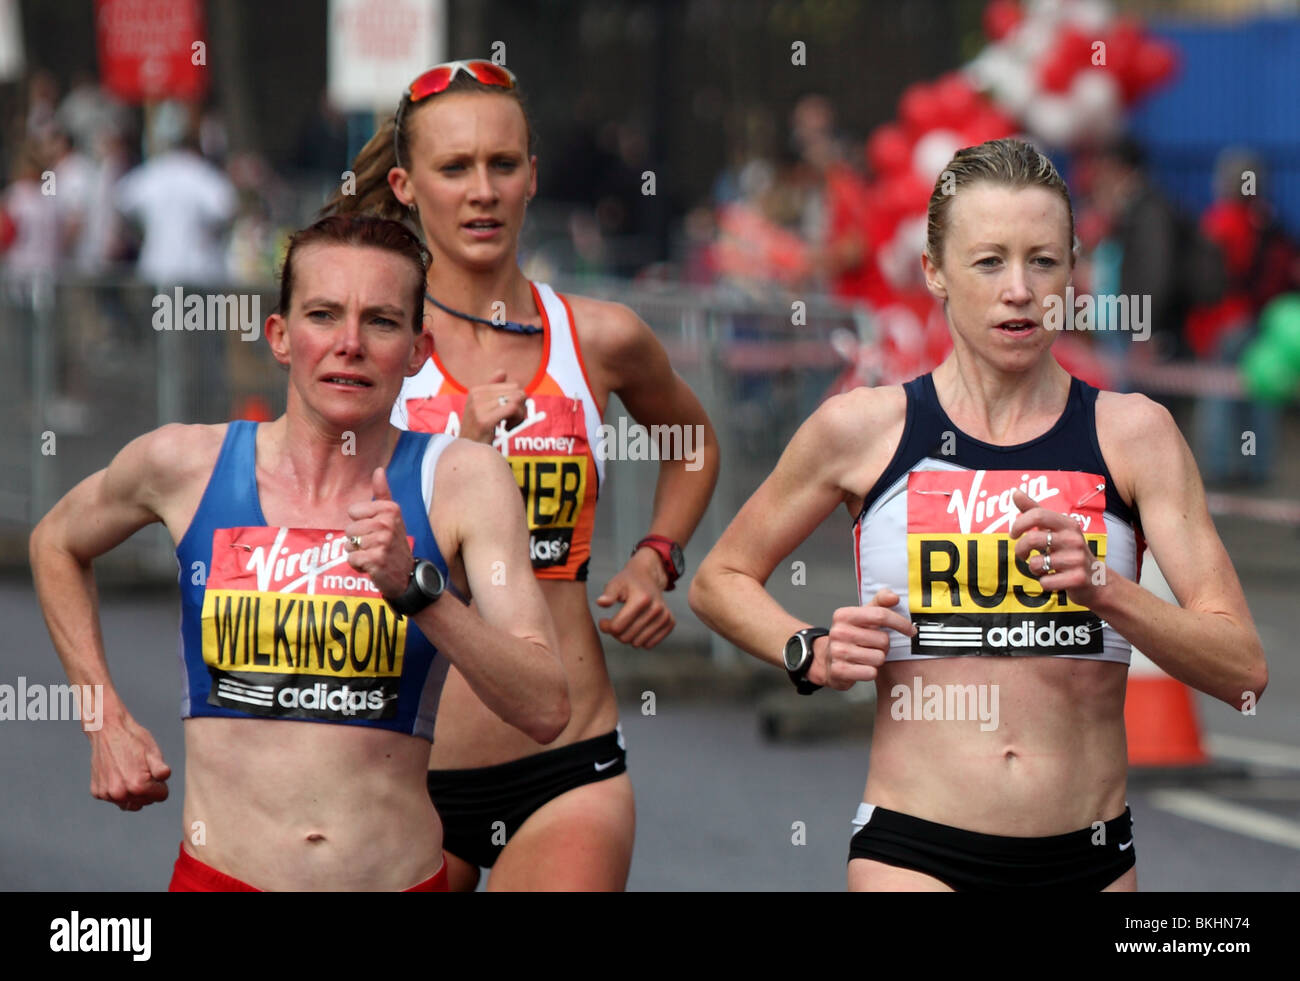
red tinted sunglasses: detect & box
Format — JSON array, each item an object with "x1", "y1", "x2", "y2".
[
  {"x1": 394, "y1": 60, "x2": 517, "y2": 166},
  {"x1": 408, "y1": 60, "x2": 516, "y2": 101}
]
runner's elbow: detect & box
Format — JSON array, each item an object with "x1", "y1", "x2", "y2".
[
  {"x1": 28, "y1": 518, "x2": 47, "y2": 566},
  {"x1": 528, "y1": 681, "x2": 570, "y2": 745},
  {"x1": 688, "y1": 566, "x2": 719, "y2": 630},
  {"x1": 1241, "y1": 657, "x2": 1267, "y2": 707},
  {"x1": 28, "y1": 514, "x2": 65, "y2": 574},
  {"x1": 1216, "y1": 648, "x2": 1267, "y2": 709}
]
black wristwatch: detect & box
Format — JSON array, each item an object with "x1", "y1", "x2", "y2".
[
  {"x1": 783, "y1": 627, "x2": 828, "y2": 695},
  {"x1": 387, "y1": 558, "x2": 446, "y2": 616}
]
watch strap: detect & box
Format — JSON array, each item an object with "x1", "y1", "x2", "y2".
[
  {"x1": 634, "y1": 535, "x2": 683, "y2": 591},
  {"x1": 387, "y1": 559, "x2": 443, "y2": 616},
  {"x1": 787, "y1": 627, "x2": 828, "y2": 695}
]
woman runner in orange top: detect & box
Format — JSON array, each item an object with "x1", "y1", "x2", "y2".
[{"x1": 325, "y1": 60, "x2": 719, "y2": 891}]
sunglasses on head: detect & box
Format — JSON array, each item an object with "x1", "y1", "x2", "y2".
[{"x1": 393, "y1": 60, "x2": 518, "y2": 167}]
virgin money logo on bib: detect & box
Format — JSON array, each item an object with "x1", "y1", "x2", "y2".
[
  {"x1": 906, "y1": 470, "x2": 1107, "y2": 656},
  {"x1": 200, "y1": 527, "x2": 412, "y2": 720},
  {"x1": 404, "y1": 393, "x2": 590, "y2": 570}
]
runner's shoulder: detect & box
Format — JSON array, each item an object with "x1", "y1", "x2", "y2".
[
  {"x1": 1094, "y1": 390, "x2": 1182, "y2": 459},
  {"x1": 430, "y1": 436, "x2": 523, "y2": 535},
  {"x1": 561, "y1": 292, "x2": 637, "y2": 332},
  {"x1": 563, "y1": 294, "x2": 649, "y2": 359},
  {"x1": 1093, "y1": 390, "x2": 1187, "y2": 505},
  {"x1": 804, "y1": 383, "x2": 908, "y2": 454},
  {"x1": 434, "y1": 436, "x2": 515, "y2": 489},
  {"x1": 117, "y1": 423, "x2": 230, "y2": 495}
]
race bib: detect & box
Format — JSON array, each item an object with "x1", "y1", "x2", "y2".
[
  {"x1": 907, "y1": 470, "x2": 1107, "y2": 656},
  {"x1": 404, "y1": 393, "x2": 590, "y2": 570},
  {"x1": 201, "y1": 527, "x2": 411, "y2": 720}
]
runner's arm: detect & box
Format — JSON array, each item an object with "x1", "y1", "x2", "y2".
[
  {"x1": 29, "y1": 425, "x2": 190, "y2": 712},
  {"x1": 583, "y1": 300, "x2": 720, "y2": 645},
  {"x1": 1088, "y1": 396, "x2": 1266, "y2": 708},
  {"x1": 29, "y1": 425, "x2": 193, "y2": 806},
  {"x1": 598, "y1": 302, "x2": 720, "y2": 556},
  {"x1": 415, "y1": 441, "x2": 569, "y2": 742},
  {"x1": 690, "y1": 390, "x2": 913, "y2": 685}
]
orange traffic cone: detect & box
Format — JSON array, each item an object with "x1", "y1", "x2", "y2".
[
  {"x1": 234, "y1": 395, "x2": 272, "y2": 422},
  {"x1": 1122, "y1": 554, "x2": 1243, "y2": 783},
  {"x1": 1124, "y1": 648, "x2": 1208, "y2": 767}
]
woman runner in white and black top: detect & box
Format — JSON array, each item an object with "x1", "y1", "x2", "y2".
[{"x1": 690, "y1": 138, "x2": 1267, "y2": 891}]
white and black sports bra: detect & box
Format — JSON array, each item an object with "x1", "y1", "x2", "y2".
[{"x1": 853, "y1": 373, "x2": 1143, "y2": 664}]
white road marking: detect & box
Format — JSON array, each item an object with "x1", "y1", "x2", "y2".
[
  {"x1": 1149, "y1": 790, "x2": 1300, "y2": 851},
  {"x1": 1204, "y1": 734, "x2": 1300, "y2": 770}
]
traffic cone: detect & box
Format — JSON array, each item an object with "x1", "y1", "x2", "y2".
[
  {"x1": 1123, "y1": 555, "x2": 1243, "y2": 783},
  {"x1": 1124, "y1": 647, "x2": 1208, "y2": 767}
]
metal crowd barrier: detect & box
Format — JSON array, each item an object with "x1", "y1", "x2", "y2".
[
  {"x1": 7, "y1": 273, "x2": 1294, "y2": 663},
  {"x1": 1, "y1": 274, "x2": 866, "y2": 625}
]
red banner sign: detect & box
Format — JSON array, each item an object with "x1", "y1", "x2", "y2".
[{"x1": 95, "y1": 0, "x2": 207, "y2": 103}]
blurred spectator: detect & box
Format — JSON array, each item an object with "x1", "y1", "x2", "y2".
[
  {"x1": 0, "y1": 140, "x2": 59, "y2": 284},
  {"x1": 1087, "y1": 136, "x2": 1185, "y2": 368},
  {"x1": 24, "y1": 68, "x2": 59, "y2": 141},
  {"x1": 44, "y1": 126, "x2": 95, "y2": 263},
  {"x1": 199, "y1": 108, "x2": 230, "y2": 166},
  {"x1": 1189, "y1": 149, "x2": 1297, "y2": 486},
  {"x1": 545, "y1": 97, "x2": 658, "y2": 277},
  {"x1": 75, "y1": 123, "x2": 131, "y2": 274},
  {"x1": 55, "y1": 71, "x2": 128, "y2": 154},
  {"x1": 787, "y1": 95, "x2": 884, "y2": 307},
  {"x1": 115, "y1": 101, "x2": 236, "y2": 284},
  {"x1": 225, "y1": 151, "x2": 289, "y2": 284},
  {"x1": 291, "y1": 91, "x2": 349, "y2": 177}
]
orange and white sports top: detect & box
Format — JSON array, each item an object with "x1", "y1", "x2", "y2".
[{"x1": 391, "y1": 282, "x2": 606, "y2": 581}]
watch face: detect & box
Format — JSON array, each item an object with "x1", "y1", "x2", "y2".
[
  {"x1": 783, "y1": 634, "x2": 805, "y2": 673},
  {"x1": 669, "y1": 543, "x2": 685, "y2": 576},
  {"x1": 413, "y1": 560, "x2": 444, "y2": 599}
]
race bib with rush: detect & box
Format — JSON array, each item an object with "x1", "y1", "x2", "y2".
[
  {"x1": 405, "y1": 393, "x2": 591, "y2": 571},
  {"x1": 201, "y1": 527, "x2": 412, "y2": 720},
  {"x1": 907, "y1": 470, "x2": 1107, "y2": 656}
]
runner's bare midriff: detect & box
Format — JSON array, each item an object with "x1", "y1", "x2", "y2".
[
  {"x1": 183, "y1": 717, "x2": 443, "y2": 890},
  {"x1": 428, "y1": 579, "x2": 617, "y2": 768},
  {"x1": 864, "y1": 655, "x2": 1129, "y2": 836}
]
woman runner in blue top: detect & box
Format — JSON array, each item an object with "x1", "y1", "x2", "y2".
[{"x1": 29, "y1": 215, "x2": 568, "y2": 890}]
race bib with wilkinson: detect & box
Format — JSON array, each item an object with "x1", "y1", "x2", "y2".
[
  {"x1": 907, "y1": 470, "x2": 1107, "y2": 656},
  {"x1": 405, "y1": 393, "x2": 590, "y2": 570},
  {"x1": 201, "y1": 527, "x2": 412, "y2": 721}
]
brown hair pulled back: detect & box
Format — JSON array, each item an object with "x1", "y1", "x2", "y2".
[{"x1": 278, "y1": 215, "x2": 430, "y2": 333}]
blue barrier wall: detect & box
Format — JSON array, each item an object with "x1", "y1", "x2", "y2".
[{"x1": 1130, "y1": 14, "x2": 1300, "y2": 235}]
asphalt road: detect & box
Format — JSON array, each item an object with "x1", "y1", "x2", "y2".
[{"x1": 2, "y1": 508, "x2": 1297, "y2": 891}]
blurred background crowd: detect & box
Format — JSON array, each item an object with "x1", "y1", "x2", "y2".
[
  {"x1": 3, "y1": 0, "x2": 1300, "y2": 503},
  {"x1": 4, "y1": 2, "x2": 1300, "y2": 897}
]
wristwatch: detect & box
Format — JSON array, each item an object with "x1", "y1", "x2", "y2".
[
  {"x1": 783, "y1": 627, "x2": 828, "y2": 695},
  {"x1": 633, "y1": 535, "x2": 685, "y2": 591},
  {"x1": 387, "y1": 558, "x2": 446, "y2": 616}
]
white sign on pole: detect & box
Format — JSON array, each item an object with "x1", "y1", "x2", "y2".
[
  {"x1": 0, "y1": 0, "x2": 26, "y2": 83},
  {"x1": 328, "y1": 0, "x2": 446, "y2": 111}
]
